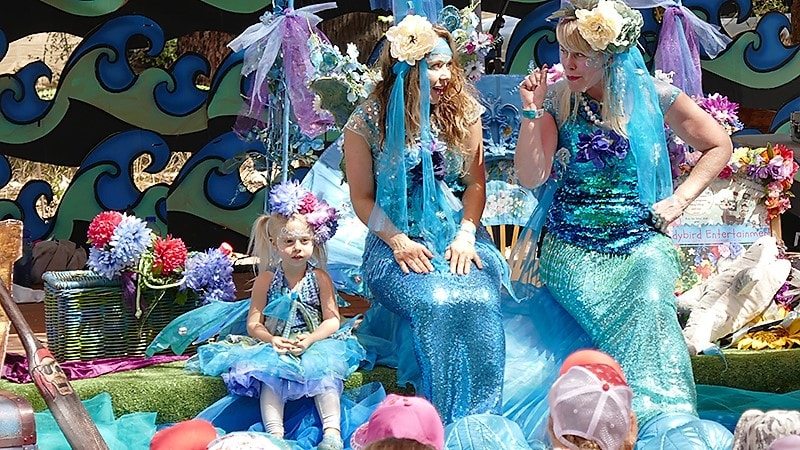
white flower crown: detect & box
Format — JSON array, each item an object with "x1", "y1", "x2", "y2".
[{"x1": 550, "y1": 0, "x2": 644, "y2": 54}]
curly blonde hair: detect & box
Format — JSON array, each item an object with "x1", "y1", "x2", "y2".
[{"x1": 371, "y1": 25, "x2": 480, "y2": 173}]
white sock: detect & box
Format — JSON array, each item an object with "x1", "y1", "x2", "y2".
[{"x1": 259, "y1": 383, "x2": 285, "y2": 436}]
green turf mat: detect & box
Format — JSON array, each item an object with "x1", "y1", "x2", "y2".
[{"x1": 0, "y1": 348, "x2": 796, "y2": 424}]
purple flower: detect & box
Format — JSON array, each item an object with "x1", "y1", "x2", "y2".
[
  {"x1": 183, "y1": 248, "x2": 237, "y2": 303},
  {"x1": 746, "y1": 164, "x2": 770, "y2": 180},
  {"x1": 767, "y1": 156, "x2": 791, "y2": 181},
  {"x1": 575, "y1": 130, "x2": 628, "y2": 168},
  {"x1": 269, "y1": 180, "x2": 309, "y2": 216},
  {"x1": 410, "y1": 139, "x2": 447, "y2": 184}
]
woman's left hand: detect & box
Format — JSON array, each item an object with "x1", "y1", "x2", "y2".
[
  {"x1": 651, "y1": 195, "x2": 689, "y2": 233},
  {"x1": 445, "y1": 236, "x2": 483, "y2": 275}
]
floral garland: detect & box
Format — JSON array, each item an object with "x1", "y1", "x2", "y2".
[
  {"x1": 549, "y1": 0, "x2": 643, "y2": 54},
  {"x1": 723, "y1": 143, "x2": 798, "y2": 222},
  {"x1": 438, "y1": 1, "x2": 495, "y2": 80},
  {"x1": 87, "y1": 211, "x2": 237, "y2": 317},
  {"x1": 307, "y1": 34, "x2": 382, "y2": 128},
  {"x1": 268, "y1": 181, "x2": 339, "y2": 244}
]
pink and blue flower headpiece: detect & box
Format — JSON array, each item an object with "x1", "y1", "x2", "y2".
[{"x1": 269, "y1": 181, "x2": 339, "y2": 245}]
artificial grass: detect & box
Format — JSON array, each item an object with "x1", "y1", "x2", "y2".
[
  {"x1": 0, "y1": 348, "x2": 797, "y2": 424},
  {"x1": 0, "y1": 362, "x2": 408, "y2": 424}
]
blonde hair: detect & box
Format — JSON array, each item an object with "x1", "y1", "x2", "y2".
[
  {"x1": 372, "y1": 25, "x2": 480, "y2": 173},
  {"x1": 363, "y1": 438, "x2": 435, "y2": 450},
  {"x1": 247, "y1": 213, "x2": 328, "y2": 274},
  {"x1": 555, "y1": 19, "x2": 627, "y2": 136}
]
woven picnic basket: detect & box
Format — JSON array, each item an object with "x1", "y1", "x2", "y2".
[{"x1": 43, "y1": 270, "x2": 199, "y2": 361}]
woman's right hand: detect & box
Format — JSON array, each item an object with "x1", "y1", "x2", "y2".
[
  {"x1": 270, "y1": 336, "x2": 296, "y2": 354},
  {"x1": 389, "y1": 234, "x2": 434, "y2": 274},
  {"x1": 519, "y1": 65, "x2": 549, "y2": 110}
]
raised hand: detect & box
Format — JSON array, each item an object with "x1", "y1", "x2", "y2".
[{"x1": 519, "y1": 64, "x2": 549, "y2": 110}]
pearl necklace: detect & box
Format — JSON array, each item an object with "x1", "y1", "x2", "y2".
[{"x1": 579, "y1": 94, "x2": 604, "y2": 127}]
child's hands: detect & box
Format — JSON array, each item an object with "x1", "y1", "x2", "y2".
[
  {"x1": 289, "y1": 333, "x2": 315, "y2": 356},
  {"x1": 270, "y1": 336, "x2": 297, "y2": 354}
]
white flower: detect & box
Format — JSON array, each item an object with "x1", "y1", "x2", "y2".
[
  {"x1": 385, "y1": 15, "x2": 438, "y2": 65},
  {"x1": 654, "y1": 69, "x2": 675, "y2": 84},
  {"x1": 346, "y1": 43, "x2": 359, "y2": 60},
  {"x1": 575, "y1": 0, "x2": 624, "y2": 52}
]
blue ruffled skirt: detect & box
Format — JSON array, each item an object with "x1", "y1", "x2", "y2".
[{"x1": 189, "y1": 333, "x2": 365, "y2": 401}]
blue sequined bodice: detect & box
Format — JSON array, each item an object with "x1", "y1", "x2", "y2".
[{"x1": 547, "y1": 113, "x2": 657, "y2": 254}]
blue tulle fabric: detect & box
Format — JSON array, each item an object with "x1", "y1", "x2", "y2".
[
  {"x1": 187, "y1": 267, "x2": 365, "y2": 402},
  {"x1": 34, "y1": 392, "x2": 156, "y2": 450},
  {"x1": 195, "y1": 382, "x2": 388, "y2": 450},
  {"x1": 613, "y1": 46, "x2": 673, "y2": 207}
]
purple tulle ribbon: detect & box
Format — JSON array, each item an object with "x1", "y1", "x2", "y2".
[
  {"x1": 120, "y1": 270, "x2": 143, "y2": 316},
  {"x1": 228, "y1": 8, "x2": 333, "y2": 139},
  {"x1": 655, "y1": 6, "x2": 702, "y2": 97}
]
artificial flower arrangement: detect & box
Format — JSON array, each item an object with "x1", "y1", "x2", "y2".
[
  {"x1": 549, "y1": 0, "x2": 643, "y2": 54},
  {"x1": 438, "y1": 1, "x2": 495, "y2": 81},
  {"x1": 722, "y1": 144, "x2": 798, "y2": 222},
  {"x1": 307, "y1": 31, "x2": 382, "y2": 129},
  {"x1": 86, "y1": 211, "x2": 237, "y2": 319}
]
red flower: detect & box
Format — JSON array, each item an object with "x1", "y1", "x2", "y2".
[
  {"x1": 218, "y1": 242, "x2": 234, "y2": 256},
  {"x1": 718, "y1": 165, "x2": 733, "y2": 179},
  {"x1": 152, "y1": 235, "x2": 187, "y2": 275},
  {"x1": 87, "y1": 211, "x2": 124, "y2": 248}
]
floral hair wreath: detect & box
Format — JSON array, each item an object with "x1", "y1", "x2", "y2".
[
  {"x1": 549, "y1": 0, "x2": 644, "y2": 54},
  {"x1": 268, "y1": 181, "x2": 339, "y2": 245},
  {"x1": 384, "y1": 2, "x2": 494, "y2": 76}
]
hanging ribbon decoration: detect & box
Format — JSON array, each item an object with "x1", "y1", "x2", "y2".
[{"x1": 228, "y1": 5, "x2": 334, "y2": 139}]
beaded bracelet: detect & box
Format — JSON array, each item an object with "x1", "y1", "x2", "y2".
[{"x1": 522, "y1": 107, "x2": 544, "y2": 120}]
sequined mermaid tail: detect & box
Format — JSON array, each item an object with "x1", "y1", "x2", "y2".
[
  {"x1": 539, "y1": 232, "x2": 694, "y2": 425},
  {"x1": 359, "y1": 232, "x2": 506, "y2": 424}
]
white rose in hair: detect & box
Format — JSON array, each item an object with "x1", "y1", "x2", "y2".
[
  {"x1": 575, "y1": 0, "x2": 624, "y2": 52},
  {"x1": 385, "y1": 15, "x2": 438, "y2": 65}
]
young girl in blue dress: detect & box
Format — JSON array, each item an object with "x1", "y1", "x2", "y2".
[{"x1": 190, "y1": 181, "x2": 364, "y2": 450}]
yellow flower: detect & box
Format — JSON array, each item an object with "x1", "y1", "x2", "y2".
[
  {"x1": 575, "y1": 0, "x2": 624, "y2": 52},
  {"x1": 384, "y1": 15, "x2": 438, "y2": 65},
  {"x1": 736, "y1": 319, "x2": 800, "y2": 350}
]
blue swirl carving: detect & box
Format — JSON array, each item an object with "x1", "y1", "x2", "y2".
[
  {"x1": 0, "y1": 155, "x2": 9, "y2": 188},
  {"x1": 0, "y1": 61, "x2": 54, "y2": 124},
  {"x1": 174, "y1": 132, "x2": 265, "y2": 209},
  {"x1": 66, "y1": 15, "x2": 163, "y2": 92},
  {"x1": 0, "y1": 30, "x2": 7, "y2": 63},
  {"x1": 744, "y1": 13, "x2": 797, "y2": 72},
  {"x1": 16, "y1": 180, "x2": 53, "y2": 241},
  {"x1": 772, "y1": 96, "x2": 800, "y2": 132},
  {"x1": 210, "y1": 51, "x2": 244, "y2": 93},
  {"x1": 506, "y1": 2, "x2": 560, "y2": 69},
  {"x1": 80, "y1": 130, "x2": 171, "y2": 211},
  {"x1": 154, "y1": 53, "x2": 210, "y2": 116}
]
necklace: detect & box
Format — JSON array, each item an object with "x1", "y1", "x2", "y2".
[{"x1": 579, "y1": 94, "x2": 604, "y2": 127}]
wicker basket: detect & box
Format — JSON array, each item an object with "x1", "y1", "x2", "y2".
[{"x1": 43, "y1": 270, "x2": 199, "y2": 361}]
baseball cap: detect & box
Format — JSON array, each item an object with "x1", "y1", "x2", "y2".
[
  {"x1": 150, "y1": 419, "x2": 217, "y2": 450},
  {"x1": 351, "y1": 394, "x2": 445, "y2": 450},
  {"x1": 548, "y1": 364, "x2": 633, "y2": 450}
]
